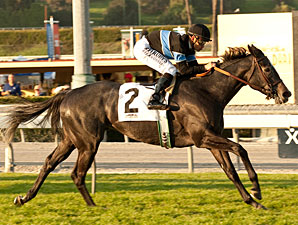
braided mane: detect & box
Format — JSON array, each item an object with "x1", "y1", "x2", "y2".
[{"x1": 221, "y1": 47, "x2": 249, "y2": 62}]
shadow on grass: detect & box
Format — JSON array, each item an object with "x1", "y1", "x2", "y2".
[{"x1": 0, "y1": 173, "x2": 297, "y2": 195}]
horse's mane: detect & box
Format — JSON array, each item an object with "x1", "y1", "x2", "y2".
[
  {"x1": 220, "y1": 47, "x2": 249, "y2": 64},
  {"x1": 182, "y1": 47, "x2": 250, "y2": 82}
]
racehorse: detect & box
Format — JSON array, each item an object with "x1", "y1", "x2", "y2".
[{"x1": 5, "y1": 45, "x2": 291, "y2": 209}]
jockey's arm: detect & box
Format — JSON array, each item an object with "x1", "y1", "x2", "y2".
[{"x1": 176, "y1": 60, "x2": 206, "y2": 76}]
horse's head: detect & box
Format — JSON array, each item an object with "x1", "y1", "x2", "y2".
[{"x1": 247, "y1": 44, "x2": 291, "y2": 104}]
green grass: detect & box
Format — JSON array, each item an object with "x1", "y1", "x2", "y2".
[{"x1": 0, "y1": 173, "x2": 297, "y2": 224}]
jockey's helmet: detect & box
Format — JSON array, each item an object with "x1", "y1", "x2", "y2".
[{"x1": 187, "y1": 24, "x2": 211, "y2": 42}]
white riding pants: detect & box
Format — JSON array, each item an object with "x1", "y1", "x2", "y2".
[{"x1": 133, "y1": 37, "x2": 177, "y2": 76}]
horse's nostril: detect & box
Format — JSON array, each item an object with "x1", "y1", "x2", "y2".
[{"x1": 283, "y1": 91, "x2": 292, "y2": 98}]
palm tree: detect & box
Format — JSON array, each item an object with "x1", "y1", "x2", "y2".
[
  {"x1": 220, "y1": 0, "x2": 224, "y2": 14},
  {"x1": 212, "y1": 0, "x2": 218, "y2": 56},
  {"x1": 185, "y1": 0, "x2": 192, "y2": 25}
]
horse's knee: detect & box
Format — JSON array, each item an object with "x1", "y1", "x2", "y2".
[
  {"x1": 230, "y1": 143, "x2": 242, "y2": 155},
  {"x1": 71, "y1": 172, "x2": 85, "y2": 186},
  {"x1": 43, "y1": 155, "x2": 55, "y2": 172},
  {"x1": 71, "y1": 171, "x2": 77, "y2": 181},
  {"x1": 71, "y1": 172, "x2": 80, "y2": 186}
]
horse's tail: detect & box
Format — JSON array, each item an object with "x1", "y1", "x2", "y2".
[{"x1": 3, "y1": 90, "x2": 70, "y2": 143}]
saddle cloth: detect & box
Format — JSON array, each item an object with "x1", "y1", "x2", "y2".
[
  {"x1": 118, "y1": 82, "x2": 158, "y2": 121},
  {"x1": 118, "y1": 82, "x2": 172, "y2": 148}
]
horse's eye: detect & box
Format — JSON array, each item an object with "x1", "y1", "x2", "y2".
[{"x1": 264, "y1": 68, "x2": 270, "y2": 73}]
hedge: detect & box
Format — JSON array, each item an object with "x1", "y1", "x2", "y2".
[
  {"x1": 0, "y1": 25, "x2": 210, "y2": 55},
  {"x1": 0, "y1": 96, "x2": 51, "y2": 104}
]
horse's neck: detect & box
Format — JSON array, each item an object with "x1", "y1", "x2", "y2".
[{"x1": 194, "y1": 56, "x2": 252, "y2": 107}]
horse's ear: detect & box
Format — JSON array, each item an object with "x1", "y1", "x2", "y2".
[
  {"x1": 248, "y1": 44, "x2": 256, "y2": 56},
  {"x1": 247, "y1": 44, "x2": 264, "y2": 58}
]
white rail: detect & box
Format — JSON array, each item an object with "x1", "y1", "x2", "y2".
[{"x1": 1, "y1": 105, "x2": 298, "y2": 173}]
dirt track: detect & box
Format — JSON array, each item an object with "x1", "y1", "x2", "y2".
[{"x1": 1, "y1": 141, "x2": 298, "y2": 174}]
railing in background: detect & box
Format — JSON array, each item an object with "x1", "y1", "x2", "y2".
[{"x1": 2, "y1": 104, "x2": 298, "y2": 193}]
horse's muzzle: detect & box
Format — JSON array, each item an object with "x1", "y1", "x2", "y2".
[{"x1": 275, "y1": 82, "x2": 291, "y2": 104}]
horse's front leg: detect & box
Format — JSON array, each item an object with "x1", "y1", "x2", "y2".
[{"x1": 200, "y1": 129, "x2": 262, "y2": 204}]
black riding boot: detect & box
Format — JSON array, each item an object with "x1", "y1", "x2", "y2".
[{"x1": 148, "y1": 73, "x2": 173, "y2": 110}]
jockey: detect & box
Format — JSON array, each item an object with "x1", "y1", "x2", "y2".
[{"x1": 133, "y1": 23, "x2": 216, "y2": 110}]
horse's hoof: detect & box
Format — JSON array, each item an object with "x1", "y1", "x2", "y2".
[
  {"x1": 256, "y1": 203, "x2": 267, "y2": 210},
  {"x1": 14, "y1": 196, "x2": 24, "y2": 207},
  {"x1": 251, "y1": 189, "x2": 262, "y2": 200}
]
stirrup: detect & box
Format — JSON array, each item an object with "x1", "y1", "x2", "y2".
[{"x1": 147, "y1": 101, "x2": 169, "y2": 110}]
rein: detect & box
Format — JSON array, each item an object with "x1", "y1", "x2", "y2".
[
  {"x1": 195, "y1": 66, "x2": 263, "y2": 92},
  {"x1": 214, "y1": 67, "x2": 264, "y2": 92},
  {"x1": 195, "y1": 56, "x2": 282, "y2": 99}
]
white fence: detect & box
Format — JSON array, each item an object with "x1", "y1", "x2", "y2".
[{"x1": 1, "y1": 104, "x2": 298, "y2": 174}]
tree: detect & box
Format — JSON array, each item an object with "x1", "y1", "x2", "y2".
[
  {"x1": 160, "y1": 2, "x2": 188, "y2": 25},
  {"x1": 211, "y1": 0, "x2": 218, "y2": 56},
  {"x1": 0, "y1": 0, "x2": 36, "y2": 11},
  {"x1": 190, "y1": 0, "x2": 212, "y2": 16},
  {"x1": 0, "y1": 2, "x2": 44, "y2": 27},
  {"x1": 104, "y1": 0, "x2": 138, "y2": 25},
  {"x1": 42, "y1": 0, "x2": 72, "y2": 26},
  {"x1": 142, "y1": 0, "x2": 169, "y2": 14},
  {"x1": 185, "y1": 0, "x2": 192, "y2": 25},
  {"x1": 272, "y1": 1, "x2": 293, "y2": 12},
  {"x1": 219, "y1": 0, "x2": 224, "y2": 14},
  {"x1": 222, "y1": 0, "x2": 245, "y2": 13},
  {"x1": 44, "y1": 0, "x2": 72, "y2": 12}
]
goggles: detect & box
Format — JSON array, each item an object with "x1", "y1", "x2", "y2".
[
  {"x1": 192, "y1": 36, "x2": 206, "y2": 46},
  {"x1": 188, "y1": 31, "x2": 209, "y2": 46}
]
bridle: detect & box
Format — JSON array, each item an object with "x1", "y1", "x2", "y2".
[
  {"x1": 252, "y1": 56, "x2": 282, "y2": 99},
  {"x1": 196, "y1": 55, "x2": 282, "y2": 100}
]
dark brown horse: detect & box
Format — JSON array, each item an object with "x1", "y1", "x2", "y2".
[{"x1": 5, "y1": 45, "x2": 291, "y2": 209}]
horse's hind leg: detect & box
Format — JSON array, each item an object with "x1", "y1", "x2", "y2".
[
  {"x1": 210, "y1": 149, "x2": 266, "y2": 209},
  {"x1": 70, "y1": 141, "x2": 99, "y2": 206},
  {"x1": 201, "y1": 130, "x2": 262, "y2": 201},
  {"x1": 14, "y1": 137, "x2": 75, "y2": 206}
]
